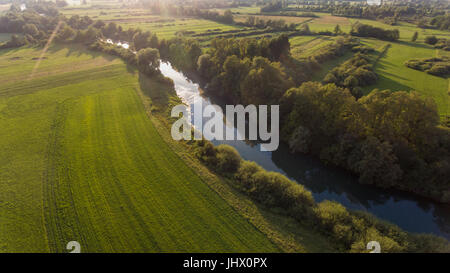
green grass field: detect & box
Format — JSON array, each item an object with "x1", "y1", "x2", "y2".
[
  {"x1": 290, "y1": 35, "x2": 337, "y2": 59},
  {"x1": 0, "y1": 45, "x2": 278, "y2": 252},
  {"x1": 212, "y1": 6, "x2": 261, "y2": 15},
  {"x1": 360, "y1": 38, "x2": 449, "y2": 118},
  {"x1": 349, "y1": 18, "x2": 450, "y2": 42},
  {"x1": 306, "y1": 13, "x2": 352, "y2": 33},
  {"x1": 120, "y1": 18, "x2": 243, "y2": 40}
]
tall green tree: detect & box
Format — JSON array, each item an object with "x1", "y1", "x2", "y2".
[
  {"x1": 137, "y1": 48, "x2": 160, "y2": 75},
  {"x1": 411, "y1": 31, "x2": 418, "y2": 42}
]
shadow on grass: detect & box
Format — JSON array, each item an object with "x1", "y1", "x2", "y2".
[
  {"x1": 138, "y1": 71, "x2": 179, "y2": 112},
  {"x1": 46, "y1": 43, "x2": 117, "y2": 61},
  {"x1": 395, "y1": 40, "x2": 435, "y2": 50}
]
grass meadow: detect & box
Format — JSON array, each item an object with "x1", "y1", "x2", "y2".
[
  {"x1": 0, "y1": 45, "x2": 278, "y2": 252},
  {"x1": 360, "y1": 38, "x2": 449, "y2": 119}
]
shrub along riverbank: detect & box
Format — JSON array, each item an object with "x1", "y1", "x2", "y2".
[{"x1": 195, "y1": 142, "x2": 450, "y2": 252}]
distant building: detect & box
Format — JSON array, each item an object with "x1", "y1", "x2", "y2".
[{"x1": 367, "y1": 0, "x2": 382, "y2": 5}]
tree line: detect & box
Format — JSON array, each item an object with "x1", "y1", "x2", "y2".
[
  {"x1": 281, "y1": 82, "x2": 450, "y2": 203},
  {"x1": 147, "y1": 4, "x2": 235, "y2": 25},
  {"x1": 350, "y1": 22, "x2": 400, "y2": 41},
  {"x1": 240, "y1": 15, "x2": 297, "y2": 31},
  {"x1": 405, "y1": 56, "x2": 450, "y2": 78}
]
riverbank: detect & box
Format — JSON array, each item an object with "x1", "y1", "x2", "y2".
[
  {"x1": 135, "y1": 71, "x2": 339, "y2": 252},
  {"x1": 158, "y1": 60, "x2": 450, "y2": 239},
  {"x1": 136, "y1": 65, "x2": 449, "y2": 252}
]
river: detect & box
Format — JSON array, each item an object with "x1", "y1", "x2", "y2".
[{"x1": 159, "y1": 61, "x2": 450, "y2": 239}]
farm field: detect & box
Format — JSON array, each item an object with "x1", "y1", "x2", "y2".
[
  {"x1": 360, "y1": 38, "x2": 449, "y2": 119},
  {"x1": 212, "y1": 5, "x2": 261, "y2": 15},
  {"x1": 349, "y1": 18, "x2": 450, "y2": 42},
  {"x1": 62, "y1": 7, "x2": 157, "y2": 22},
  {"x1": 0, "y1": 45, "x2": 279, "y2": 252},
  {"x1": 306, "y1": 13, "x2": 352, "y2": 33},
  {"x1": 119, "y1": 18, "x2": 243, "y2": 40},
  {"x1": 290, "y1": 35, "x2": 337, "y2": 59},
  {"x1": 0, "y1": 4, "x2": 10, "y2": 14},
  {"x1": 233, "y1": 14, "x2": 313, "y2": 24}
]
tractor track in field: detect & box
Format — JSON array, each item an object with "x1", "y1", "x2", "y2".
[{"x1": 42, "y1": 101, "x2": 88, "y2": 252}]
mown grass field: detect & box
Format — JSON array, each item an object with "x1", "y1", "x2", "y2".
[
  {"x1": 0, "y1": 45, "x2": 279, "y2": 252},
  {"x1": 290, "y1": 35, "x2": 337, "y2": 59},
  {"x1": 360, "y1": 38, "x2": 449, "y2": 119}
]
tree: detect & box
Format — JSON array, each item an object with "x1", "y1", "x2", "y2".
[
  {"x1": 137, "y1": 48, "x2": 160, "y2": 75},
  {"x1": 334, "y1": 24, "x2": 342, "y2": 35},
  {"x1": 57, "y1": 25, "x2": 75, "y2": 41},
  {"x1": 215, "y1": 145, "x2": 241, "y2": 174},
  {"x1": 102, "y1": 22, "x2": 118, "y2": 39},
  {"x1": 356, "y1": 136, "x2": 403, "y2": 187},
  {"x1": 197, "y1": 54, "x2": 216, "y2": 82},
  {"x1": 425, "y1": 36, "x2": 438, "y2": 45},
  {"x1": 185, "y1": 40, "x2": 202, "y2": 68},
  {"x1": 268, "y1": 34, "x2": 290, "y2": 61},
  {"x1": 23, "y1": 24, "x2": 39, "y2": 38},
  {"x1": 411, "y1": 31, "x2": 418, "y2": 42},
  {"x1": 241, "y1": 57, "x2": 294, "y2": 105},
  {"x1": 133, "y1": 31, "x2": 151, "y2": 51},
  {"x1": 82, "y1": 26, "x2": 101, "y2": 44},
  {"x1": 223, "y1": 10, "x2": 234, "y2": 24},
  {"x1": 299, "y1": 23, "x2": 311, "y2": 35},
  {"x1": 216, "y1": 55, "x2": 250, "y2": 102}
]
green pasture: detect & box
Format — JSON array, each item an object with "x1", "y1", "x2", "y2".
[
  {"x1": 349, "y1": 18, "x2": 450, "y2": 42},
  {"x1": 290, "y1": 35, "x2": 337, "y2": 59},
  {"x1": 361, "y1": 38, "x2": 449, "y2": 118}
]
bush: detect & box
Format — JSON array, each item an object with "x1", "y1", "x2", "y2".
[
  {"x1": 197, "y1": 140, "x2": 449, "y2": 252},
  {"x1": 137, "y1": 48, "x2": 160, "y2": 75},
  {"x1": 409, "y1": 234, "x2": 450, "y2": 253},
  {"x1": 234, "y1": 160, "x2": 315, "y2": 218},
  {"x1": 215, "y1": 145, "x2": 242, "y2": 174},
  {"x1": 350, "y1": 22, "x2": 399, "y2": 41},
  {"x1": 425, "y1": 35, "x2": 438, "y2": 45},
  {"x1": 323, "y1": 53, "x2": 377, "y2": 96},
  {"x1": 405, "y1": 57, "x2": 450, "y2": 77}
]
